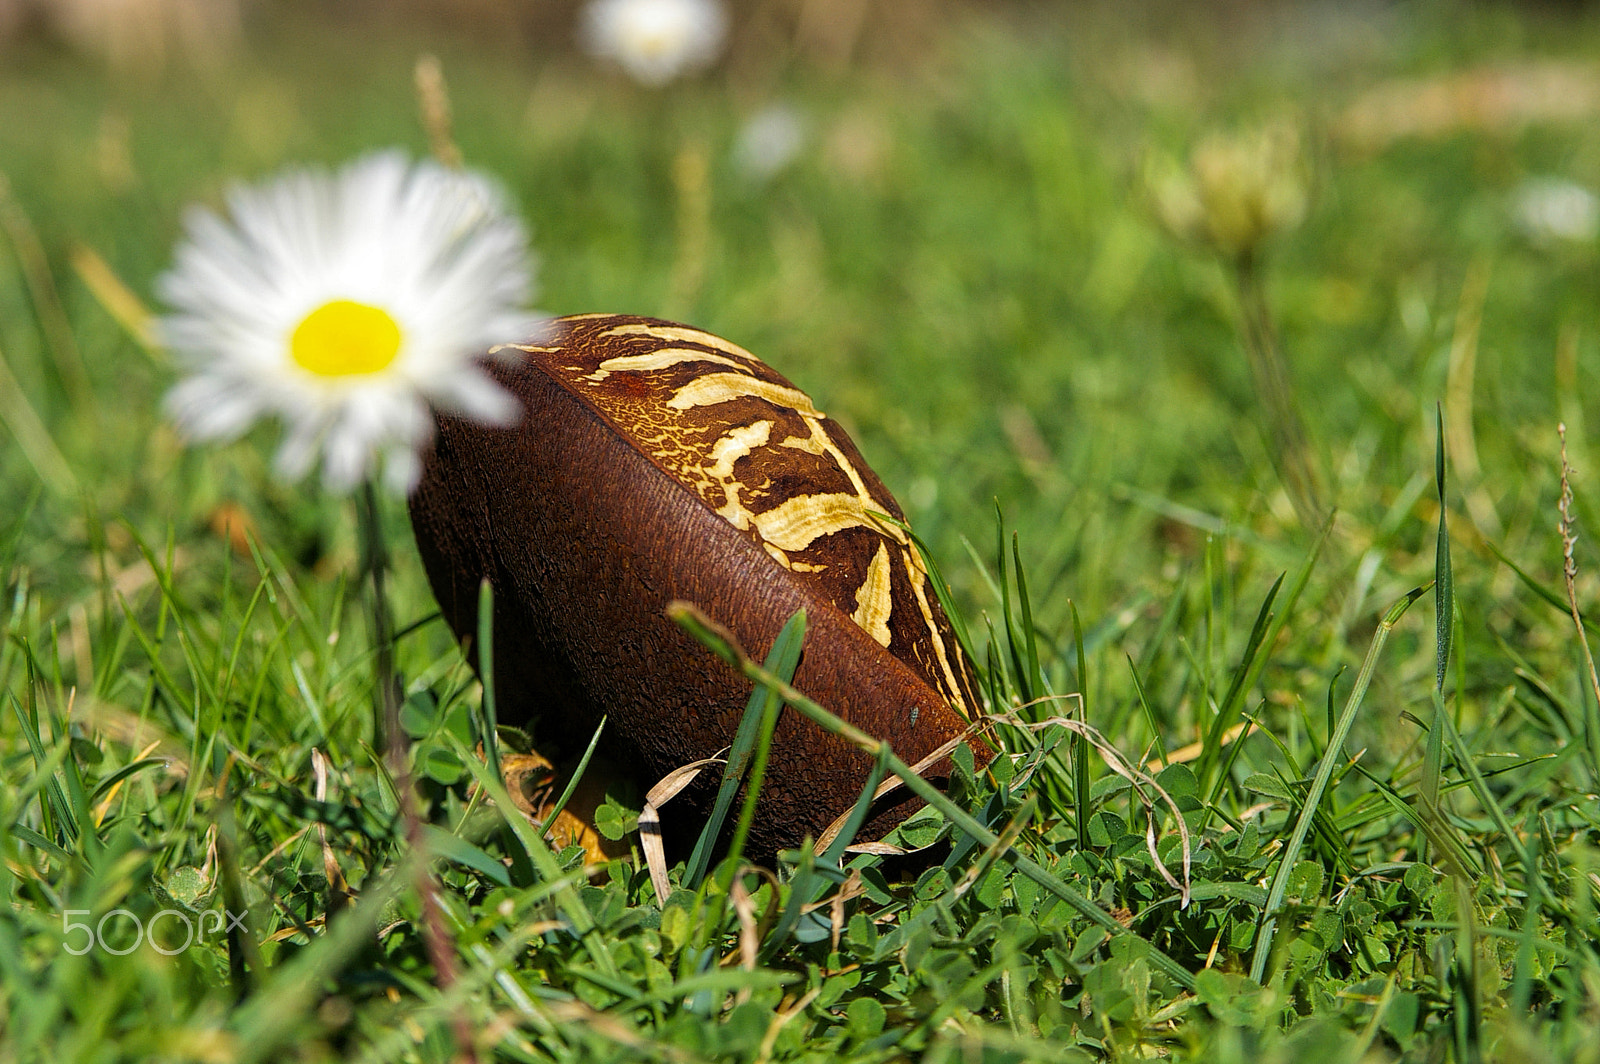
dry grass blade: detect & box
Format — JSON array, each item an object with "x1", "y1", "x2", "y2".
[
  {"x1": 729, "y1": 872, "x2": 761, "y2": 1002},
  {"x1": 247, "y1": 823, "x2": 312, "y2": 878},
  {"x1": 829, "y1": 868, "x2": 858, "y2": 953},
  {"x1": 415, "y1": 54, "x2": 463, "y2": 169},
  {"x1": 814, "y1": 725, "x2": 984, "y2": 852},
  {"x1": 668, "y1": 599, "x2": 1199, "y2": 990},
  {"x1": 841, "y1": 841, "x2": 913, "y2": 856},
  {"x1": 70, "y1": 244, "x2": 159, "y2": 358},
  {"x1": 641, "y1": 754, "x2": 726, "y2": 904},
  {"x1": 1145, "y1": 721, "x2": 1257, "y2": 771},
  {"x1": 541, "y1": 1000, "x2": 695, "y2": 1062},
  {"x1": 998, "y1": 706, "x2": 1194, "y2": 905},
  {"x1": 754, "y1": 987, "x2": 822, "y2": 1064},
  {"x1": 91, "y1": 738, "x2": 171, "y2": 826},
  {"x1": 729, "y1": 870, "x2": 784, "y2": 998},
  {"x1": 1558, "y1": 424, "x2": 1600, "y2": 725},
  {"x1": 311, "y1": 749, "x2": 350, "y2": 912},
  {"x1": 799, "y1": 870, "x2": 869, "y2": 921}
]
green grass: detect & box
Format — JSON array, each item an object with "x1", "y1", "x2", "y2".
[{"x1": 5, "y1": 1, "x2": 1600, "y2": 1059}]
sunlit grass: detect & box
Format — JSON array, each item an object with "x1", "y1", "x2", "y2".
[{"x1": 4, "y1": 2, "x2": 1600, "y2": 1060}]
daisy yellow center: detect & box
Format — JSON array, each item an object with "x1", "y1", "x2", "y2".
[{"x1": 290, "y1": 300, "x2": 402, "y2": 377}]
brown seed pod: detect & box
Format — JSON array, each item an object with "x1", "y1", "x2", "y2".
[{"x1": 408, "y1": 313, "x2": 989, "y2": 860}]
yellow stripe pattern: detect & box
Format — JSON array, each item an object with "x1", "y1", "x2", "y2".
[{"x1": 547, "y1": 317, "x2": 975, "y2": 714}]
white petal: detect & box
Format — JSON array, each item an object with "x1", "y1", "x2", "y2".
[
  {"x1": 321, "y1": 428, "x2": 373, "y2": 491},
  {"x1": 273, "y1": 417, "x2": 325, "y2": 482},
  {"x1": 156, "y1": 149, "x2": 539, "y2": 489},
  {"x1": 319, "y1": 398, "x2": 386, "y2": 489},
  {"x1": 324, "y1": 392, "x2": 426, "y2": 490},
  {"x1": 430, "y1": 368, "x2": 522, "y2": 426},
  {"x1": 164, "y1": 375, "x2": 265, "y2": 441},
  {"x1": 383, "y1": 444, "x2": 424, "y2": 495}
]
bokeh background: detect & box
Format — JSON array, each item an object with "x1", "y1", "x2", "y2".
[{"x1": 3, "y1": 0, "x2": 1600, "y2": 786}]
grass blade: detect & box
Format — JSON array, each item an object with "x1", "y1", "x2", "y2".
[
  {"x1": 995, "y1": 503, "x2": 1033, "y2": 706},
  {"x1": 668, "y1": 600, "x2": 1197, "y2": 991},
  {"x1": 983, "y1": 614, "x2": 1009, "y2": 712},
  {"x1": 1250, "y1": 584, "x2": 1428, "y2": 984},
  {"x1": 7, "y1": 822, "x2": 75, "y2": 865},
  {"x1": 8, "y1": 682, "x2": 77, "y2": 845},
  {"x1": 820, "y1": 743, "x2": 892, "y2": 868},
  {"x1": 1199, "y1": 573, "x2": 1281, "y2": 787},
  {"x1": 1429, "y1": 687, "x2": 1536, "y2": 885},
  {"x1": 1436, "y1": 403, "x2": 1454, "y2": 693},
  {"x1": 1204, "y1": 513, "x2": 1333, "y2": 805},
  {"x1": 1126, "y1": 654, "x2": 1169, "y2": 771},
  {"x1": 1071, "y1": 602, "x2": 1091, "y2": 849},
  {"x1": 476, "y1": 578, "x2": 500, "y2": 771},
  {"x1": 1484, "y1": 539, "x2": 1600, "y2": 636},
  {"x1": 448, "y1": 731, "x2": 620, "y2": 978},
  {"x1": 686, "y1": 609, "x2": 807, "y2": 886},
  {"x1": 1421, "y1": 691, "x2": 1446, "y2": 818},
  {"x1": 1013, "y1": 531, "x2": 1043, "y2": 710},
  {"x1": 726, "y1": 621, "x2": 806, "y2": 870},
  {"x1": 878, "y1": 510, "x2": 983, "y2": 689},
  {"x1": 1349, "y1": 759, "x2": 1479, "y2": 876},
  {"x1": 538, "y1": 715, "x2": 607, "y2": 836}
]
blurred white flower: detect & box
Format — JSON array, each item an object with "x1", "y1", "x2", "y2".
[
  {"x1": 733, "y1": 104, "x2": 806, "y2": 181},
  {"x1": 580, "y1": 0, "x2": 728, "y2": 87},
  {"x1": 158, "y1": 151, "x2": 542, "y2": 494},
  {"x1": 1512, "y1": 177, "x2": 1599, "y2": 245}
]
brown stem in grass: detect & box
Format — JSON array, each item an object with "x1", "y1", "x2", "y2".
[
  {"x1": 358, "y1": 481, "x2": 403, "y2": 760},
  {"x1": 1558, "y1": 425, "x2": 1600, "y2": 727},
  {"x1": 415, "y1": 54, "x2": 464, "y2": 171},
  {"x1": 1234, "y1": 252, "x2": 1326, "y2": 532},
  {"x1": 403, "y1": 803, "x2": 477, "y2": 1064},
  {"x1": 357, "y1": 481, "x2": 477, "y2": 1064}
]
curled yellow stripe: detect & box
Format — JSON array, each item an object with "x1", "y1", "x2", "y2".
[
  {"x1": 751, "y1": 493, "x2": 880, "y2": 551},
  {"x1": 668, "y1": 373, "x2": 824, "y2": 418},
  {"x1": 600, "y1": 323, "x2": 762, "y2": 365},
  {"x1": 852, "y1": 543, "x2": 894, "y2": 647},
  {"x1": 586, "y1": 347, "x2": 750, "y2": 382}
]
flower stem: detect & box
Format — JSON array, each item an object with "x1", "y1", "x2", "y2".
[
  {"x1": 1234, "y1": 253, "x2": 1325, "y2": 532},
  {"x1": 665, "y1": 141, "x2": 711, "y2": 319},
  {"x1": 356, "y1": 479, "x2": 476, "y2": 1063},
  {"x1": 357, "y1": 480, "x2": 403, "y2": 761}
]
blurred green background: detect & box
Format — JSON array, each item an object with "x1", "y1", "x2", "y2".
[{"x1": 2, "y1": 0, "x2": 1599, "y2": 716}]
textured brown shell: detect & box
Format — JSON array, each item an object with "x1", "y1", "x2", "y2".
[{"x1": 408, "y1": 314, "x2": 987, "y2": 859}]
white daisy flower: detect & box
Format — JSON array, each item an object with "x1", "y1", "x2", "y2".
[
  {"x1": 579, "y1": 0, "x2": 728, "y2": 87},
  {"x1": 158, "y1": 151, "x2": 542, "y2": 494}
]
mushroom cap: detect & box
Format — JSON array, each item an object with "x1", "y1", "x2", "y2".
[{"x1": 408, "y1": 314, "x2": 988, "y2": 859}]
